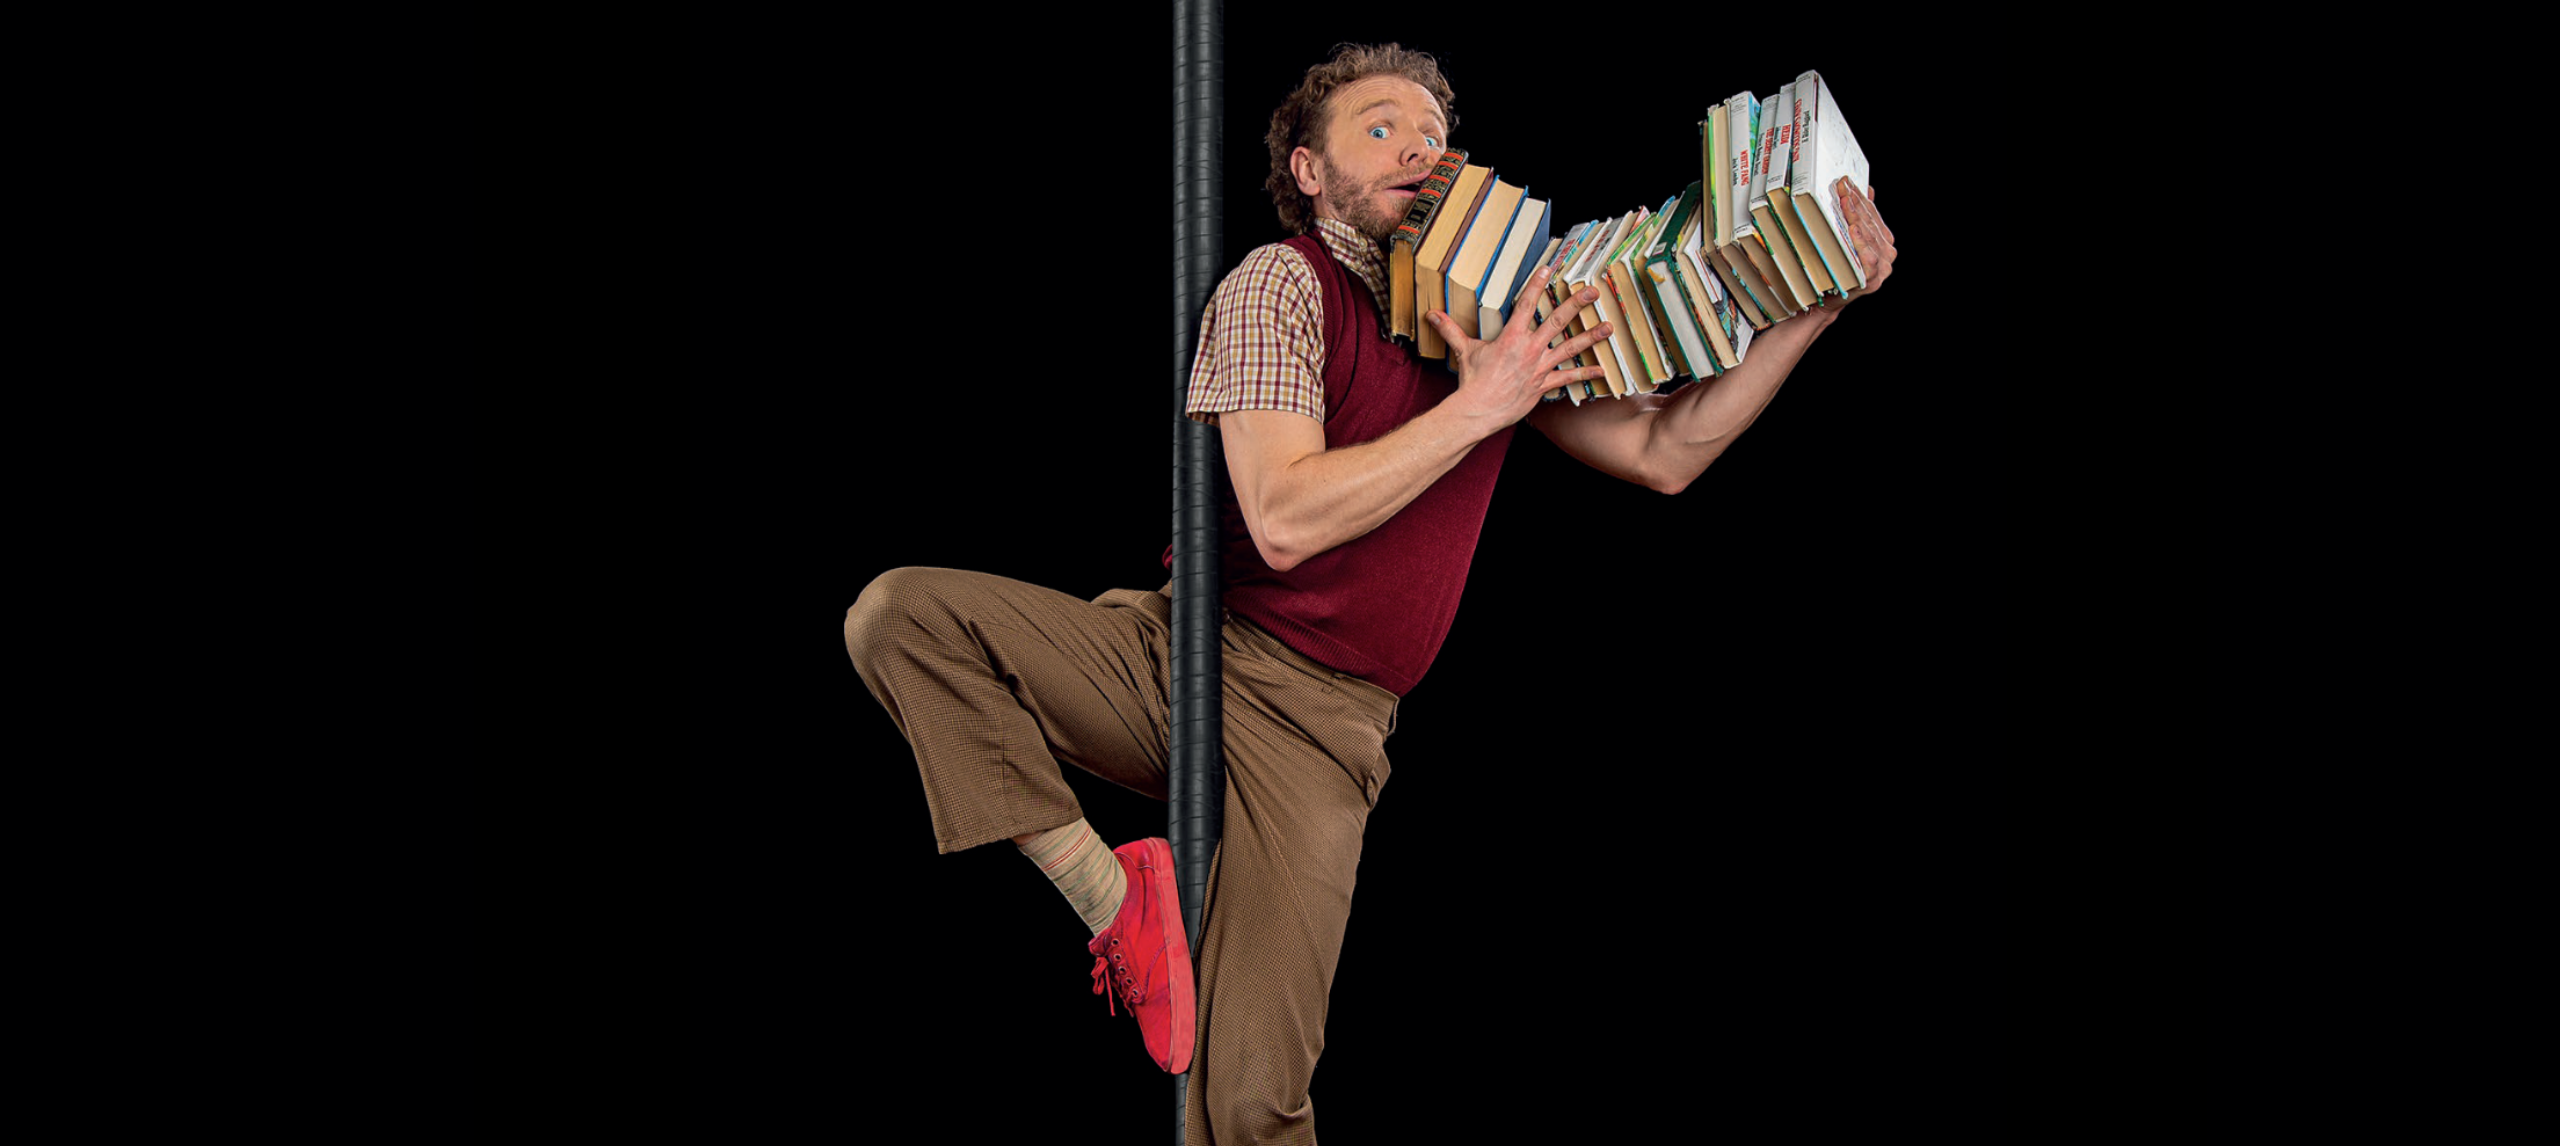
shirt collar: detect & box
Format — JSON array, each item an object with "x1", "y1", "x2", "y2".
[{"x1": 1312, "y1": 216, "x2": 1391, "y2": 334}]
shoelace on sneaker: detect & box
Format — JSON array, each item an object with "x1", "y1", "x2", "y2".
[{"x1": 1089, "y1": 939, "x2": 1139, "y2": 1015}]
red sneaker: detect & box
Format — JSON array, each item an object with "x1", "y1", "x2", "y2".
[{"x1": 1087, "y1": 838, "x2": 1196, "y2": 1073}]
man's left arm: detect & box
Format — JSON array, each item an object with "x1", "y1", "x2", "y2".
[{"x1": 1527, "y1": 181, "x2": 1895, "y2": 494}]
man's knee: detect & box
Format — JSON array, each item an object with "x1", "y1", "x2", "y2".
[{"x1": 844, "y1": 566, "x2": 946, "y2": 670}]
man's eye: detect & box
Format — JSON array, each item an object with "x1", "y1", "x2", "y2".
[
  {"x1": 1369, "y1": 126, "x2": 1389, "y2": 140},
  {"x1": 1424, "y1": 135, "x2": 1442, "y2": 150}
]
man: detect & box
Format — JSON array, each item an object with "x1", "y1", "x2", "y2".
[{"x1": 844, "y1": 42, "x2": 1894, "y2": 1144}]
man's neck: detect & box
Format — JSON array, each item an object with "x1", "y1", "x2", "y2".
[{"x1": 1313, "y1": 213, "x2": 1384, "y2": 259}]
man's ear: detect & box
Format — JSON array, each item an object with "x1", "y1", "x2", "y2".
[{"x1": 1290, "y1": 146, "x2": 1324, "y2": 198}]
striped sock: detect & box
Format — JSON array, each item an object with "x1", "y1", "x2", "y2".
[{"x1": 1016, "y1": 818, "x2": 1127, "y2": 937}]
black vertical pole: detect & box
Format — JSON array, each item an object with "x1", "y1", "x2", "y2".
[{"x1": 1169, "y1": 1, "x2": 1223, "y2": 1141}]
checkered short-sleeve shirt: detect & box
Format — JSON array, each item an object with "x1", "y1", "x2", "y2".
[{"x1": 1184, "y1": 217, "x2": 1391, "y2": 426}]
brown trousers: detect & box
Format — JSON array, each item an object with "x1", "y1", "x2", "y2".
[{"x1": 844, "y1": 567, "x2": 1398, "y2": 1145}]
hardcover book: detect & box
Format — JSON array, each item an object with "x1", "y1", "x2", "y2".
[
  {"x1": 1415, "y1": 161, "x2": 1494, "y2": 359},
  {"x1": 1787, "y1": 69, "x2": 1872, "y2": 296},
  {"x1": 1387, "y1": 148, "x2": 1470, "y2": 345},
  {"x1": 1445, "y1": 177, "x2": 1528, "y2": 342},
  {"x1": 1476, "y1": 194, "x2": 1553, "y2": 339},
  {"x1": 1710, "y1": 91, "x2": 1777, "y2": 329},
  {"x1": 1771, "y1": 80, "x2": 1837, "y2": 297},
  {"x1": 1749, "y1": 81, "x2": 1820, "y2": 311}
]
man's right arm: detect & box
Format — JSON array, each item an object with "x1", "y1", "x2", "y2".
[
  {"x1": 1220, "y1": 264, "x2": 1611, "y2": 572},
  {"x1": 1220, "y1": 404, "x2": 1482, "y2": 573}
]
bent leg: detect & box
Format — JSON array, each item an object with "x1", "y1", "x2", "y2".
[{"x1": 845, "y1": 567, "x2": 1174, "y2": 853}]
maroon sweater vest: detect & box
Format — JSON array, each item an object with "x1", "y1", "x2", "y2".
[{"x1": 1176, "y1": 232, "x2": 1514, "y2": 697}]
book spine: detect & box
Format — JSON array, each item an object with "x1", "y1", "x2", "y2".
[
  {"x1": 1388, "y1": 148, "x2": 1468, "y2": 252},
  {"x1": 1699, "y1": 111, "x2": 1711, "y2": 211},
  {"x1": 1706, "y1": 103, "x2": 1727, "y2": 250},
  {"x1": 1752, "y1": 86, "x2": 1781, "y2": 213},
  {"x1": 1730, "y1": 92, "x2": 1758, "y2": 242},
  {"x1": 1785, "y1": 81, "x2": 1806, "y2": 192}
]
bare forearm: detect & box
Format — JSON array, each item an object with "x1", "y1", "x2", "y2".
[
  {"x1": 1245, "y1": 401, "x2": 1492, "y2": 570},
  {"x1": 1642, "y1": 306, "x2": 1839, "y2": 491},
  {"x1": 1232, "y1": 263, "x2": 1617, "y2": 571}
]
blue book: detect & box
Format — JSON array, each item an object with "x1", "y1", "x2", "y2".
[{"x1": 1474, "y1": 195, "x2": 1552, "y2": 340}]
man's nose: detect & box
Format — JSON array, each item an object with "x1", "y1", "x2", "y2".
[{"x1": 1399, "y1": 136, "x2": 1429, "y2": 169}]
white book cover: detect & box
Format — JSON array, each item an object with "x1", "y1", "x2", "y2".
[
  {"x1": 1795, "y1": 70, "x2": 1872, "y2": 292},
  {"x1": 1781, "y1": 74, "x2": 1838, "y2": 293}
]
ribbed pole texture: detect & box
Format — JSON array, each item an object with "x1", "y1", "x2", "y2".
[{"x1": 1170, "y1": 1, "x2": 1223, "y2": 1138}]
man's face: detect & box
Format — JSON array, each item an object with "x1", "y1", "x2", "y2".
[{"x1": 1294, "y1": 74, "x2": 1449, "y2": 247}]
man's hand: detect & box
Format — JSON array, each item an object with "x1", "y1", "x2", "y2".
[
  {"x1": 1835, "y1": 180, "x2": 1895, "y2": 303},
  {"x1": 1424, "y1": 265, "x2": 1614, "y2": 431}
]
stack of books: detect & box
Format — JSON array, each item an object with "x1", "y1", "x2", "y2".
[{"x1": 1384, "y1": 68, "x2": 1872, "y2": 404}]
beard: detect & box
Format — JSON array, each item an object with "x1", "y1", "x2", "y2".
[{"x1": 1319, "y1": 159, "x2": 1402, "y2": 249}]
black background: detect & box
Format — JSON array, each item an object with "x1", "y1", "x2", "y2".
[{"x1": 698, "y1": 12, "x2": 2007, "y2": 1140}]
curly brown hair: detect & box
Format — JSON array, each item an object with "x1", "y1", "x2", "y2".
[{"x1": 1263, "y1": 43, "x2": 1458, "y2": 236}]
